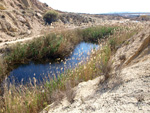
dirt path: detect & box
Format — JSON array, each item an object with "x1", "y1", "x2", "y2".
[{"x1": 0, "y1": 34, "x2": 43, "y2": 49}]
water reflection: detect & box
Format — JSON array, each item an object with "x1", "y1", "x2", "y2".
[{"x1": 7, "y1": 42, "x2": 99, "y2": 84}]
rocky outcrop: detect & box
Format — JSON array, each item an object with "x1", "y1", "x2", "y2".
[{"x1": 42, "y1": 27, "x2": 150, "y2": 113}]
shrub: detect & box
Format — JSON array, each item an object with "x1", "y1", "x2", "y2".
[
  {"x1": 5, "y1": 34, "x2": 63, "y2": 64},
  {"x1": 109, "y1": 38, "x2": 116, "y2": 50},
  {"x1": 119, "y1": 54, "x2": 126, "y2": 61},
  {"x1": 99, "y1": 45, "x2": 112, "y2": 81},
  {"x1": 43, "y1": 10, "x2": 59, "y2": 24},
  {"x1": 81, "y1": 26, "x2": 114, "y2": 42}
]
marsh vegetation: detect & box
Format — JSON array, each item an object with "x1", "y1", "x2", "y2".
[{"x1": 0, "y1": 24, "x2": 141, "y2": 113}]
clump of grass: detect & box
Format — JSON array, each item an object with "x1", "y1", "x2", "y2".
[
  {"x1": 109, "y1": 38, "x2": 117, "y2": 50},
  {"x1": 80, "y1": 26, "x2": 114, "y2": 42},
  {"x1": 65, "y1": 82, "x2": 76, "y2": 103},
  {"x1": 5, "y1": 33, "x2": 63, "y2": 65},
  {"x1": 0, "y1": 57, "x2": 7, "y2": 83},
  {"x1": 2, "y1": 83, "x2": 44, "y2": 113},
  {"x1": 0, "y1": 58, "x2": 5, "y2": 75}
]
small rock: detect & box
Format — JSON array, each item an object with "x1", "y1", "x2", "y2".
[
  {"x1": 36, "y1": 13, "x2": 42, "y2": 18},
  {"x1": 27, "y1": 30, "x2": 31, "y2": 35},
  {"x1": 18, "y1": 16, "x2": 26, "y2": 23},
  {"x1": 21, "y1": 10, "x2": 26, "y2": 14}
]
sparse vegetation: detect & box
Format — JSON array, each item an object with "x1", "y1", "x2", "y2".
[
  {"x1": 43, "y1": 10, "x2": 59, "y2": 24},
  {"x1": 0, "y1": 24, "x2": 142, "y2": 113}
]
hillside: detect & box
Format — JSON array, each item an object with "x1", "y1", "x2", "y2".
[
  {"x1": 0, "y1": 0, "x2": 50, "y2": 42},
  {"x1": 0, "y1": 0, "x2": 105, "y2": 50}
]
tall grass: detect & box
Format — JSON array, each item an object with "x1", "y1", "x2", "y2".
[
  {"x1": 81, "y1": 26, "x2": 114, "y2": 42},
  {"x1": 5, "y1": 26, "x2": 115, "y2": 65},
  {"x1": 5, "y1": 34, "x2": 63, "y2": 65},
  {"x1": 0, "y1": 24, "x2": 142, "y2": 113},
  {"x1": 0, "y1": 57, "x2": 7, "y2": 84}
]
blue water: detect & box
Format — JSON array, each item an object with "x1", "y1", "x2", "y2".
[{"x1": 6, "y1": 42, "x2": 99, "y2": 84}]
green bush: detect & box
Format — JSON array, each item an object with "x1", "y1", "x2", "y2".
[
  {"x1": 43, "y1": 10, "x2": 59, "y2": 24},
  {"x1": 109, "y1": 38, "x2": 117, "y2": 50},
  {"x1": 5, "y1": 33, "x2": 63, "y2": 64},
  {"x1": 81, "y1": 26, "x2": 114, "y2": 42}
]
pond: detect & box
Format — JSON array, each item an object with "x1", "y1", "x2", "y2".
[{"x1": 5, "y1": 42, "x2": 99, "y2": 85}]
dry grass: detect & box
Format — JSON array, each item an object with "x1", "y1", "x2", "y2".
[
  {"x1": 0, "y1": 57, "x2": 7, "y2": 84},
  {"x1": 65, "y1": 80, "x2": 76, "y2": 103}
]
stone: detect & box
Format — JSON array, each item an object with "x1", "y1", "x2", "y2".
[
  {"x1": 27, "y1": 30, "x2": 31, "y2": 35},
  {"x1": 17, "y1": 15, "x2": 26, "y2": 23},
  {"x1": 36, "y1": 12, "x2": 42, "y2": 18}
]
